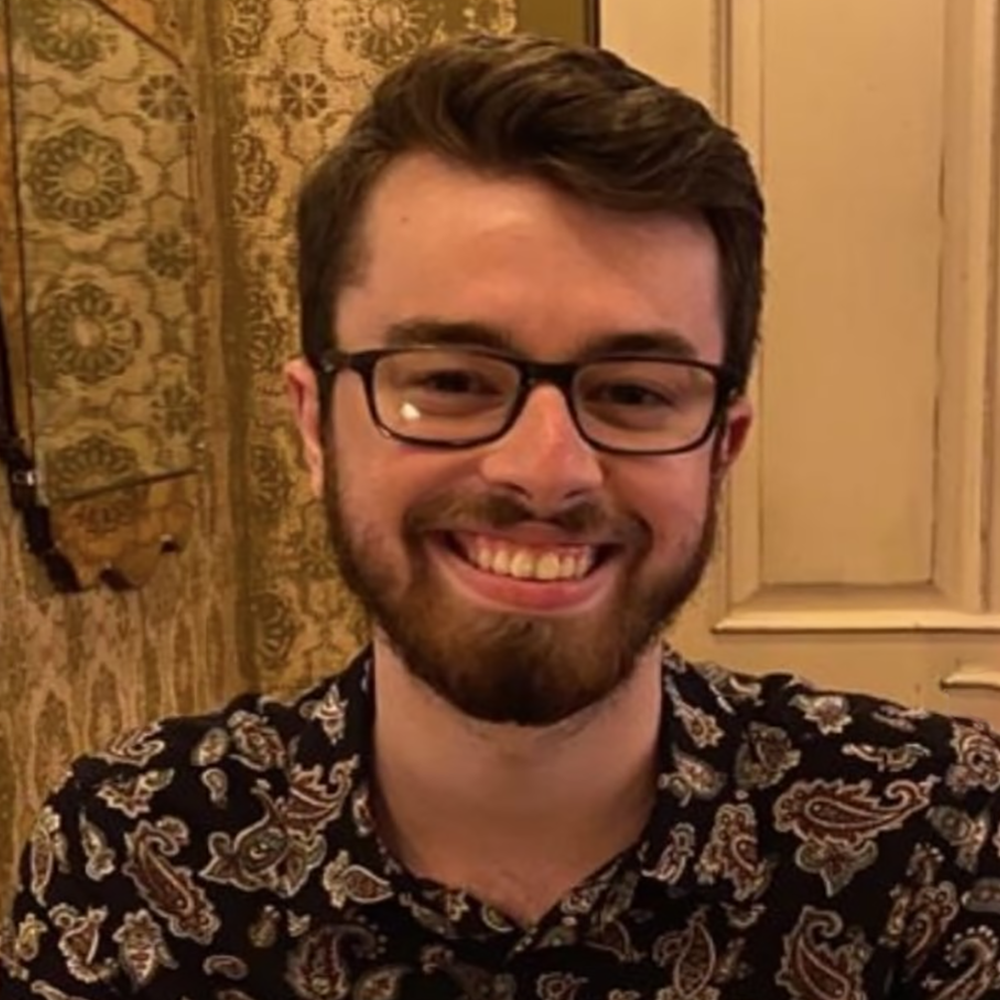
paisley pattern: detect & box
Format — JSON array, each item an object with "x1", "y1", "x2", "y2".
[
  {"x1": 778, "y1": 906, "x2": 873, "y2": 1000},
  {"x1": 4, "y1": 650, "x2": 1000, "y2": 998},
  {"x1": 695, "y1": 803, "x2": 773, "y2": 902}
]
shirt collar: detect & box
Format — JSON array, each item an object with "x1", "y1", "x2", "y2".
[
  {"x1": 296, "y1": 645, "x2": 755, "y2": 928},
  {"x1": 636, "y1": 650, "x2": 753, "y2": 898}
]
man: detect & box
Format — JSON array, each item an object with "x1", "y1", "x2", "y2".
[{"x1": 3, "y1": 32, "x2": 1000, "y2": 1000}]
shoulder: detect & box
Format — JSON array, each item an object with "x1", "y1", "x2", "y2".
[
  {"x1": 668, "y1": 654, "x2": 1000, "y2": 812},
  {"x1": 69, "y1": 675, "x2": 333, "y2": 801},
  {"x1": 33, "y1": 654, "x2": 370, "y2": 886},
  {"x1": 0, "y1": 657, "x2": 371, "y2": 989},
  {"x1": 661, "y1": 656, "x2": 1000, "y2": 933}
]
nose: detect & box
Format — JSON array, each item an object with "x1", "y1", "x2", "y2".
[{"x1": 478, "y1": 384, "x2": 604, "y2": 509}]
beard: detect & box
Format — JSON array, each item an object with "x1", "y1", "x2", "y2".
[{"x1": 324, "y1": 448, "x2": 720, "y2": 727}]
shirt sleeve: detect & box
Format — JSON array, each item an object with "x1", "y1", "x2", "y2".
[
  {"x1": 894, "y1": 727, "x2": 1000, "y2": 999},
  {"x1": 1, "y1": 774, "x2": 130, "y2": 999}
]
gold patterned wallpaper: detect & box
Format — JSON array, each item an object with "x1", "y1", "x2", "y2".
[
  {"x1": 13, "y1": 0, "x2": 202, "y2": 501},
  {"x1": 0, "y1": 0, "x2": 522, "y2": 915}
]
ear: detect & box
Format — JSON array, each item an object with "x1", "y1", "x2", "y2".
[
  {"x1": 715, "y1": 395, "x2": 753, "y2": 473},
  {"x1": 285, "y1": 357, "x2": 326, "y2": 496}
]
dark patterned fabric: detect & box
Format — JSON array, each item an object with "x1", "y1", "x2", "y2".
[{"x1": 4, "y1": 648, "x2": 1000, "y2": 999}]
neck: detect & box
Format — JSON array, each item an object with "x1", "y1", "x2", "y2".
[{"x1": 370, "y1": 640, "x2": 663, "y2": 925}]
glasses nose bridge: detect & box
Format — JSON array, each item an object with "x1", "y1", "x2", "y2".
[
  {"x1": 519, "y1": 358, "x2": 578, "y2": 409},
  {"x1": 503, "y1": 357, "x2": 590, "y2": 448}
]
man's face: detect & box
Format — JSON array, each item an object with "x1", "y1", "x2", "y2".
[{"x1": 291, "y1": 152, "x2": 751, "y2": 726}]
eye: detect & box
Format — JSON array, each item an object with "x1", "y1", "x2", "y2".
[
  {"x1": 577, "y1": 361, "x2": 705, "y2": 431},
  {"x1": 589, "y1": 381, "x2": 677, "y2": 408},
  {"x1": 381, "y1": 352, "x2": 516, "y2": 419},
  {"x1": 411, "y1": 368, "x2": 501, "y2": 396}
]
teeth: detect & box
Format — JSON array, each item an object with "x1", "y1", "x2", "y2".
[
  {"x1": 536, "y1": 554, "x2": 561, "y2": 581},
  {"x1": 510, "y1": 551, "x2": 534, "y2": 579},
  {"x1": 466, "y1": 540, "x2": 596, "y2": 582}
]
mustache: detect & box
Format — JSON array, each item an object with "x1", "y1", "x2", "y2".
[{"x1": 404, "y1": 491, "x2": 646, "y2": 545}]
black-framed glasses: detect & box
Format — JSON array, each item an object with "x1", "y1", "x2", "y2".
[{"x1": 313, "y1": 346, "x2": 739, "y2": 456}]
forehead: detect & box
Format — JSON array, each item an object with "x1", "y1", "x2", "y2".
[{"x1": 339, "y1": 152, "x2": 725, "y2": 362}]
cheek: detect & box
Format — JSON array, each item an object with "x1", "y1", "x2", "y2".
[
  {"x1": 328, "y1": 398, "x2": 394, "y2": 524},
  {"x1": 619, "y1": 458, "x2": 715, "y2": 548},
  {"x1": 330, "y1": 419, "x2": 466, "y2": 542},
  {"x1": 332, "y1": 382, "x2": 401, "y2": 485},
  {"x1": 333, "y1": 442, "x2": 405, "y2": 536}
]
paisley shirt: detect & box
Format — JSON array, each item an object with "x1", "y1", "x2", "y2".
[{"x1": 4, "y1": 649, "x2": 1000, "y2": 1000}]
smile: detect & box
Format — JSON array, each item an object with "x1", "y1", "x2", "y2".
[
  {"x1": 430, "y1": 530, "x2": 619, "y2": 614},
  {"x1": 451, "y1": 533, "x2": 599, "y2": 582}
]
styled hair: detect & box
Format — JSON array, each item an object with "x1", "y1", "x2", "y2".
[{"x1": 297, "y1": 32, "x2": 764, "y2": 396}]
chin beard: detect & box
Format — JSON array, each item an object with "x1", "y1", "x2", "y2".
[{"x1": 324, "y1": 454, "x2": 719, "y2": 727}]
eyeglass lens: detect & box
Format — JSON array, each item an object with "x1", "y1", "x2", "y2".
[{"x1": 372, "y1": 349, "x2": 720, "y2": 453}]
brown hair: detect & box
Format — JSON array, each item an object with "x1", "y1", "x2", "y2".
[{"x1": 298, "y1": 33, "x2": 764, "y2": 394}]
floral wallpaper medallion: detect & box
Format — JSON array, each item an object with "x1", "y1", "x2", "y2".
[
  {"x1": 25, "y1": 124, "x2": 139, "y2": 232},
  {"x1": 278, "y1": 72, "x2": 331, "y2": 122},
  {"x1": 339, "y1": 0, "x2": 445, "y2": 67},
  {"x1": 18, "y1": 0, "x2": 118, "y2": 72},
  {"x1": 138, "y1": 73, "x2": 193, "y2": 123},
  {"x1": 224, "y1": 0, "x2": 274, "y2": 60},
  {"x1": 34, "y1": 281, "x2": 139, "y2": 386},
  {"x1": 146, "y1": 228, "x2": 195, "y2": 280},
  {"x1": 153, "y1": 380, "x2": 201, "y2": 438}
]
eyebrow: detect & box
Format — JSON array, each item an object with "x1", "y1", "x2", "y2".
[
  {"x1": 577, "y1": 329, "x2": 699, "y2": 361},
  {"x1": 383, "y1": 319, "x2": 517, "y2": 353},
  {"x1": 381, "y1": 318, "x2": 700, "y2": 361}
]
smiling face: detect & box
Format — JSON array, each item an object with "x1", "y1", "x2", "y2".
[{"x1": 291, "y1": 152, "x2": 751, "y2": 726}]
